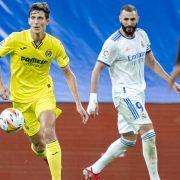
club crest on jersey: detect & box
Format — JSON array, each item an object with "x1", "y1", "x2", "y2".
[
  {"x1": 45, "y1": 50, "x2": 52, "y2": 57},
  {"x1": 103, "y1": 50, "x2": 110, "y2": 58}
]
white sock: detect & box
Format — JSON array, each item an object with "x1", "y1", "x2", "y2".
[
  {"x1": 141, "y1": 130, "x2": 160, "y2": 180},
  {"x1": 91, "y1": 137, "x2": 136, "y2": 174}
]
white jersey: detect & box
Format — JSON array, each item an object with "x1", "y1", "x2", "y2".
[{"x1": 98, "y1": 28, "x2": 151, "y2": 102}]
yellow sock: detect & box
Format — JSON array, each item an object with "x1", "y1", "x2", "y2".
[
  {"x1": 31, "y1": 144, "x2": 46, "y2": 158},
  {"x1": 46, "y1": 140, "x2": 61, "y2": 180}
]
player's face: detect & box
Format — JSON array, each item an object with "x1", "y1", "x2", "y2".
[
  {"x1": 29, "y1": 10, "x2": 49, "y2": 34},
  {"x1": 119, "y1": 10, "x2": 139, "y2": 36}
]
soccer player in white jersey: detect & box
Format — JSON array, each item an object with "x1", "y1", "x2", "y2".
[{"x1": 83, "y1": 4, "x2": 180, "y2": 180}]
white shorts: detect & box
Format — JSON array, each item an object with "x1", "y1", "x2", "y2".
[{"x1": 114, "y1": 93, "x2": 152, "y2": 134}]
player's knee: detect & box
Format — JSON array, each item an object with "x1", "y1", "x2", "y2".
[
  {"x1": 122, "y1": 131, "x2": 137, "y2": 142},
  {"x1": 139, "y1": 124, "x2": 154, "y2": 135},
  {"x1": 120, "y1": 132, "x2": 137, "y2": 150},
  {"x1": 39, "y1": 110, "x2": 57, "y2": 143},
  {"x1": 40, "y1": 110, "x2": 56, "y2": 128},
  {"x1": 120, "y1": 136, "x2": 137, "y2": 149},
  {"x1": 33, "y1": 141, "x2": 46, "y2": 153}
]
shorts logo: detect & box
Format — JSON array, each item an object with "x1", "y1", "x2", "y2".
[
  {"x1": 103, "y1": 50, "x2": 110, "y2": 58},
  {"x1": 45, "y1": 50, "x2": 52, "y2": 57},
  {"x1": 141, "y1": 112, "x2": 147, "y2": 119}
]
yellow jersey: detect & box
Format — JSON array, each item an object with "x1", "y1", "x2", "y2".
[{"x1": 0, "y1": 29, "x2": 69, "y2": 103}]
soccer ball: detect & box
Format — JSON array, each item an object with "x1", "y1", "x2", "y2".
[{"x1": 0, "y1": 108, "x2": 24, "y2": 133}]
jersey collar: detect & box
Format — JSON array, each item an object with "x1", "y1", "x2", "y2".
[
  {"x1": 119, "y1": 29, "x2": 135, "y2": 40},
  {"x1": 27, "y1": 29, "x2": 47, "y2": 49}
]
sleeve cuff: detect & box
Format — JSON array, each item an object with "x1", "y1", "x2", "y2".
[{"x1": 97, "y1": 60, "x2": 110, "y2": 67}]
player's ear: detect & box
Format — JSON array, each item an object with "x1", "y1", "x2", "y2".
[
  {"x1": 28, "y1": 18, "x2": 30, "y2": 26},
  {"x1": 137, "y1": 15, "x2": 140, "y2": 23},
  {"x1": 119, "y1": 15, "x2": 122, "y2": 23},
  {"x1": 46, "y1": 18, "x2": 50, "y2": 25}
]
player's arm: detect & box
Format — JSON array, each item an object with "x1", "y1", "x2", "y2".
[
  {"x1": 0, "y1": 33, "x2": 15, "y2": 100},
  {"x1": 55, "y1": 40, "x2": 89, "y2": 123},
  {"x1": 170, "y1": 40, "x2": 180, "y2": 87},
  {"x1": 145, "y1": 51, "x2": 180, "y2": 92},
  {"x1": 0, "y1": 33, "x2": 15, "y2": 57},
  {"x1": 145, "y1": 51, "x2": 170, "y2": 82},
  {"x1": 0, "y1": 70, "x2": 9, "y2": 100},
  {"x1": 87, "y1": 62, "x2": 106, "y2": 119},
  {"x1": 55, "y1": 41, "x2": 88, "y2": 123},
  {"x1": 87, "y1": 38, "x2": 117, "y2": 119},
  {"x1": 61, "y1": 65, "x2": 88, "y2": 124}
]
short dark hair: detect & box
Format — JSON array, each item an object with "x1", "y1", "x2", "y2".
[
  {"x1": 120, "y1": 4, "x2": 137, "y2": 14},
  {"x1": 29, "y1": 2, "x2": 50, "y2": 19}
]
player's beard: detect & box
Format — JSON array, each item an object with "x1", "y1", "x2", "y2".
[{"x1": 121, "y1": 23, "x2": 137, "y2": 36}]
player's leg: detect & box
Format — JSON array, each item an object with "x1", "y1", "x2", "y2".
[
  {"x1": 139, "y1": 123, "x2": 160, "y2": 180},
  {"x1": 35, "y1": 95, "x2": 62, "y2": 180},
  {"x1": 29, "y1": 128, "x2": 46, "y2": 158},
  {"x1": 83, "y1": 108, "x2": 137, "y2": 178},
  {"x1": 13, "y1": 101, "x2": 47, "y2": 158},
  {"x1": 124, "y1": 93, "x2": 160, "y2": 180},
  {"x1": 84, "y1": 131, "x2": 137, "y2": 174},
  {"x1": 130, "y1": 93, "x2": 160, "y2": 180},
  {"x1": 39, "y1": 110, "x2": 62, "y2": 180}
]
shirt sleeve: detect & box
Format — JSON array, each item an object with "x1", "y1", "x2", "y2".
[
  {"x1": 55, "y1": 41, "x2": 69, "y2": 68},
  {"x1": 145, "y1": 34, "x2": 151, "y2": 53},
  {"x1": 97, "y1": 39, "x2": 118, "y2": 66},
  {"x1": 0, "y1": 33, "x2": 15, "y2": 58},
  {"x1": 140, "y1": 30, "x2": 151, "y2": 53}
]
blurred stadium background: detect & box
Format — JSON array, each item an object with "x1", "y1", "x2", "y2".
[
  {"x1": 0, "y1": 0, "x2": 180, "y2": 180},
  {"x1": 0, "y1": 0, "x2": 180, "y2": 102}
]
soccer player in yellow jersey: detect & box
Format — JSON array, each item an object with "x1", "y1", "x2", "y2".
[{"x1": 0, "y1": 2, "x2": 88, "y2": 180}]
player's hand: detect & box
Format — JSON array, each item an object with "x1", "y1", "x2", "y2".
[
  {"x1": 170, "y1": 65, "x2": 180, "y2": 88},
  {"x1": 76, "y1": 103, "x2": 89, "y2": 124},
  {"x1": 87, "y1": 93, "x2": 99, "y2": 119},
  {"x1": 87, "y1": 101, "x2": 99, "y2": 119},
  {"x1": 0, "y1": 85, "x2": 10, "y2": 100}
]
